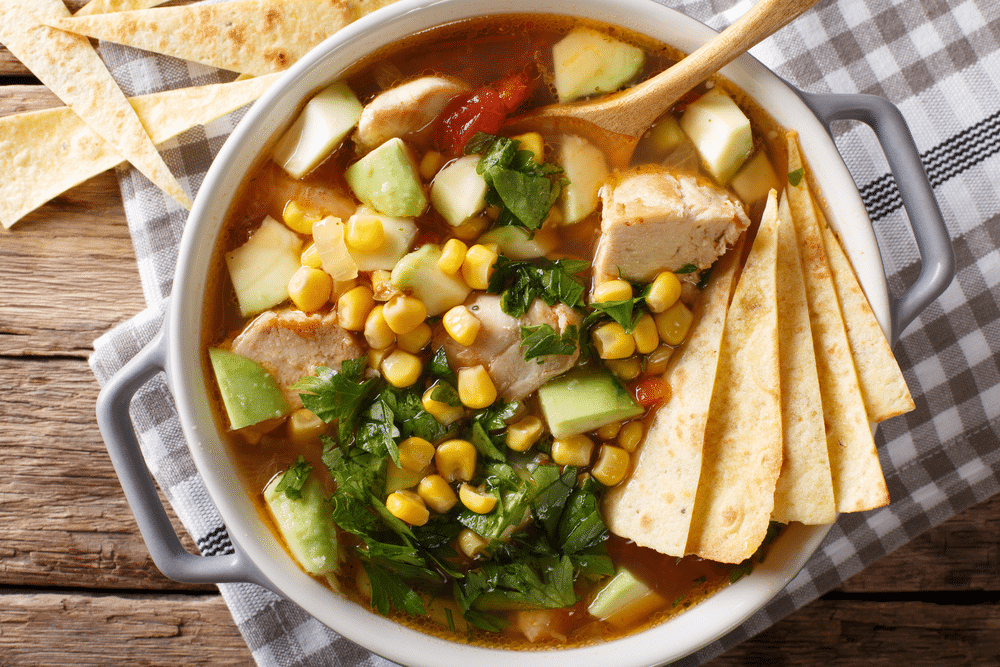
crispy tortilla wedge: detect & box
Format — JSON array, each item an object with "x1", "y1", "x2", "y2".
[
  {"x1": 686, "y1": 191, "x2": 783, "y2": 563},
  {"x1": 45, "y1": 0, "x2": 357, "y2": 76},
  {"x1": 786, "y1": 131, "x2": 888, "y2": 513},
  {"x1": 0, "y1": 0, "x2": 191, "y2": 209},
  {"x1": 820, "y1": 211, "x2": 915, "y2": 422},
  {"x1": 603, "y1": 237, "x2": 743, "y2": 558},
  {"x1": 771, "y1": 192, "x2": 836, "y2": 525},
  {"x1": 0, "y1": 74, "x2": 280, "y2": 228},
  {"x1": 74, "y1": 0, "x2": 168, "y2": 17}
]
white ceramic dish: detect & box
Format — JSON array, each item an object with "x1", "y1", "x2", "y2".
[{"x1": 96, "y1": 1, "x2": 954, "y2": 665}]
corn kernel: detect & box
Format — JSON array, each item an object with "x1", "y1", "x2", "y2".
[
  {"x1": 286, "y1": 408, "x2": 326, "y2": 445},
  {"x1": 282, "y1": 200, "x2": 322, "y2": 235},
  {"x1": 364, "y1": 305, "x2": 396, "y2": 350},
  {"x1": 442, "y1": 305, "x2": 481, "y2": 346},
  {"x1": 544, "y1": 205, "x2": 564, "y2": 227},
  {"x1": 506, "y1": 415, "x2": 544, "y2": 452},
  {"x1": 399, "y1": 436, "x2": 435, "y2": 473},
  {"x1": 367, "y1": 345, "x2": 393, "y2": 371},
  {"x1": 438, "y1": 238, "x2": 468, "y2": 275},
  {"x1": 617, "y1": 421, "x2": 645, "y2": 453},
  {"x1": 646, "y1": 271, "x2": 682, "y2": 313},
  {"x1": 288, "y1": 266, "x2": 333, "y2": 313},
  {"x1": 457, "y1": 365, "x2": 497, "y2": 409},
  {"x1": 591, "y1": 321, "x2": 636, "y2": 360},
  {"x1": 346, "y1": 215, "x2": 385, "y2": 252},
  {"x1": 422, "y1": 383, "x2": 465, "y2": 426},
  {"x1": 632, "y1": 312, "x2": 659, "y2": 354},
  {"x1": 382, "y1": 294, "x2": 427, "y2": 335},
  {"x1": 592, "y1": 279, "x2": 633, "y2": 304},
  {"x1": 435, "y1": 439, "x2": 477, "y2": 482},
  {"x1": 337, "y1": 285, "x2": 374, "y2": 330},
  {"x1": 655, "y1": 300, "x2": 694, "y2": 345},
  {"x1": 459, "y1": 483, "x2": 497, "y2": 514},
  {"x1": 371, "y1": 269, "x2": 398, "y2": 301},
  {"x1": 461, "y1": 244, "x2": 498, "y2": 290},
  {"x1": 551, "y1": 434, "x2": 594, "y2": 467},
  {"x1": 605, "y1": 356, "x2": 642, "y2": 381},
  {"x1": 380, "y1": 349, "x2": 423, "y2": 388},
  {"x1": 596, "y1": 420, "x2": 622, "y2": 441},
  {"x1": 592, "y1": 445, "x2": 630, "y2": 486},
  {"x1": 645, "y1": 344, "x2": 674, "y2": 375},
  {"x1": 397, "y1": 321, "x2": 432, "y2": 354},
  {"x1": 457, "y1": 528, "x2": 488, "y2": 559},
  {"x1": 300, "y1": 243, "x2": 322, "y2": 268},
  {"x1": 417, "y1": 474, "x2": 458, "y2": 513},
  {"x1": 419, "y1": 150, "x2": 445, "y2": 181},
  {"x1": 451, "y1": 215, "x2": 488, "y2": 241},
  {"x1": 385, "y1": 489, "x2": 429, "y2": 526},
  {"x1": 331, "y1": 278, "x2": 358, "y2": 302},
  {"x1": 510, "y1": 131, "x2": 544, "y2": 160}
]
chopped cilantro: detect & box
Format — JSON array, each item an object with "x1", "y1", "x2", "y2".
[
  {"x1": 272, "y1": 455, "x2": 312, "y2": 500},
  {"x1": 675, "y1": 263, "x2": 699, "y2": 274},
  {"x1": 788, "y1": 167, "x2": 804, "y2": 186},
  {"x1": 292, "y1": 358, "x2": 380, "y2": 445},
  {"x1": 729, "y1": 521, "x2": 784, "y2": 583},
  {"x1": 519, "y1": 323, "x2": 578, "y2": 362},
  {"x1": 487, "y1": 254, "x2": 589, "y2": 318}
]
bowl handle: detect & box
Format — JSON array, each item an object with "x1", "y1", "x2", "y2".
[
  {"x1": 797, "y1": 91, "x2": 955, "y2": 342},
  {"x1": 95, "y1": 315, "x2": 279, "y2": 594}
]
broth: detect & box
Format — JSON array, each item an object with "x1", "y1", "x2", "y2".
[{"x1": 205, "y1": 14, "x2": 785, "y2": 648}]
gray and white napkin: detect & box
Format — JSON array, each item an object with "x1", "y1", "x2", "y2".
[{"x1": 88, "y1": 0, "x2": 1000, "y2": 664}]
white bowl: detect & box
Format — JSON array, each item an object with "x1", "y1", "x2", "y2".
[{"x1": 166, "y1": 0, "x2": 894, "y2": 664}]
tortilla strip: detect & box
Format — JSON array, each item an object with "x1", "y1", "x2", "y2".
[
  {"x1": 603, "y1": 237, "x2": 743, "y2": 558},
  {"x1": 786, "y1": 132, "x2": 888, "y2": 513},
  {"x1": 75, "y1": 0, "x2": 168, "y2": 17},
  {"x1": 820, "y1": 212, "x2": 915, "y2": 422},
  {"x1": 686, "y1": 191, "x2": 783, "y2": 563},
  {"x1": 0, "y1": 74, "x2": 280, "y2": 228},
  {"x1": 771, "y1": 192, "x2": 836, "y2": 525},
  {"x1": 0, "y1": 0, "x2": 191, "y2": 210},
  {"x1": 44, "y1": 0, "x2": 355, "y2": 76}
]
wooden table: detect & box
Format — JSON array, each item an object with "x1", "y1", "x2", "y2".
[{"x1": 2, "y1": 10, "x2": 998, "y2": 665}]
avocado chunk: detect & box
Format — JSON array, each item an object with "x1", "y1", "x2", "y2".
[
  {"x1": 224, "y1": 215, "x2": 303, "y2": 316},
  {"x1": 345, "y1": 137, "x2": 428, "y2": 218},
  {"x1": 729, "y1": 151, "x2": 781, "y2": 205},
  {"x1": 209, "y1": 347, "x2": 291, "y2": 430},
  {"x1": 390, "y1": 243, "x2": 472, "y2": 316},
  {"x1": 478, "y1": 224, "x2": 555, "y2": 260},
  {"x1": 552, "y1": 27, "x2": 645, "y2": 103},
  {"x1": 538, "y1": 366, "x2": 644, "y2": 438},
  {"x1": 430, "y1": 154, "x2": 489, "y2": 226},
  {"x1": 272, "y1": 80, "x2": 363, "y2": 179},
  {"x1": 588, "y1": 567, "x2": 667, "y2": 623},
  {"x1": 264, "y1": 469, "x2": 339, "y2": 576},
  {"x1": 679, "y1": 87, "x2": 753, "y2": 185}
]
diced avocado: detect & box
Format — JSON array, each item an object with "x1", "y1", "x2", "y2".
[
  {"x1": 647, "y1": 115, "x2": 687, "y2": 154},
  {"x1": 538, "y1": 366, "x2": 644, "y2": 438},
  {"x1": 478, "y1": 225, "x2": 555, "y2": 260},
  {"x1": 272, "y1": 80, "x2": 363, "y2": 179},
  {"x1": 552, "y1": 27, "x2": 645, "y2": 103},
  {"x1": 346, "y1": 207, "x2": 418, "y2": 271},
  {"x1": 679, "y1": 87, "x2": 753, "y2": 185},
  {"x1": 557, "y1": 134, "x2": 609, "y2": 224},
  {"x1": 430, "y1": 155, "x2": 488, "y2": 226},
  {"x1": 345, "y1": 137, "x2": 428, "y2": 218},
  {"x1": 588, "y1": 567, "x2": 667, "y2": 624},
  {"x1": 729, "y1": 151, "x2": 781, "y2": 205},
  {"x1": 264, "y1": 471, "x2": 339, "y2": 576},
  {"x1": 390, "y1": 243, "x2": 472, "y2": 316},
  {"x1": 225, "y1": 216, "x2": 302, "y2": 316},
  {"x1": 209, "y1": 347, "x2": 291, "y2": 430}
]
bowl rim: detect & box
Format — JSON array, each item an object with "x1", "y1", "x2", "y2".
[{"x1": 167, "y1": 0, "x2": 888, "y2": 664}]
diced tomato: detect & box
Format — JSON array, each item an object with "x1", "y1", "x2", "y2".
[
  {"x1": 630, "y1": 376, "x2": 670, "y2": 408},
  {"x1": 435, "y1": 68, "x2": 536, "y2": 155}
]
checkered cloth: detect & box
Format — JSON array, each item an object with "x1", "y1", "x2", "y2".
[{"x1": 87, "y1": 0, "x2": 1000, "y2": 664}]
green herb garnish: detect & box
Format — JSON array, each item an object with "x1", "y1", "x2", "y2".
[
  {"x1": 788, "y1": 167, "x2": 804, "y2": 186},
  {"x1": 519, "y1": 323, "x2": 578, "y2": 362},
  {"x1": 273, "y1": 455, "x2": 313, "y2": 500},
  {"x1": 487, "y1": 254, "x2": 589, "y2": 318}
]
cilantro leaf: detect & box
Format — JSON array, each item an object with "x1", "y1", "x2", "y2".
[
  {"x1": 272, "y1": 455, "x2": 313, "y2": 500},
  {"x1": 519, "y1": 324, "x2": 578, "y2": 362},
  {"x1": 292, "y1": 360, "x2": 381, "y2": 445},
  {"x1": 361, "y1": 560, "x2": 427, "y2": 617},
  {"x1": 487, "y1": 255, "x2": 589, "y2": 318}
]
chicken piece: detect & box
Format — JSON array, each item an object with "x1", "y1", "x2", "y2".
[
  {"x1": 230, "y1": 308, "x2": 363, "y2": 409},
  {"x1": 355, "y1": 75, "x2": 470, "y2": 152},
  {"x1": 592, "y1": 167, "x2": 750, "y2": 284},
  {"x1": 436, "y1": 294, "x2": 582, "y2": 402}
]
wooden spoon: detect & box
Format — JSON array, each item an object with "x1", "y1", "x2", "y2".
[{"x1": 509, "y1": 0, "x2": 823, "y2": 166}]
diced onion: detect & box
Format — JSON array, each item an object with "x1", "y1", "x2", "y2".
[{"x1": 312, "y1": 216, "x2": 358, "y2": 281}]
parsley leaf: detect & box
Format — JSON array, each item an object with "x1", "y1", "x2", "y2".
[
  {"x1": 519, "y1": 323, "x2": 578, "y2": 362},
  {"x1": 361, "y1": 560, "x2": 427, "y2": 617},
  {"x1": 292, "y1": 359, "x2": 380, "y2": 445},
  {"x1": 788, "y1": 167, "x2": 804, "y2": 187},
  {"x1": 675, "y1": 263, "x2": 699, "y2": 274},
  {"x1": 272, "y1": 455, "x2": 313, "y2": 500},
  {"x1": 487, "y1": 255, "x2": 589, "y2": 318}
]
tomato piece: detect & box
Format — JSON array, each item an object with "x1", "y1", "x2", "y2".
[
  {"x1": 630, "y1": 376, "x2": 670, "y2": 408},
  {"x1": 435, "y1": 68, "x2": 536, "y2": 155}
]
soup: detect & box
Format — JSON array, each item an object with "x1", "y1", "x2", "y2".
[{"x1": 205, "y1": 15, "x2": 789, "y2": 648}]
